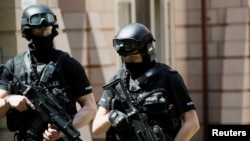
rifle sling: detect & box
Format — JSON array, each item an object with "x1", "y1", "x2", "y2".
[
  {"x1": 24, "y1": 50, "x2": 39, "y2": 84},
  {"x1": 134, "y1": 67, "x2": 157, "y2": 86}
]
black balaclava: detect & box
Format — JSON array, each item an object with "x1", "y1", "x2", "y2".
[
  {"x1": 32, "y1": 34, "x2": 54, "y2": 51},
  {"x1": 28, "y1": 28, "x2": 58, "y2": 56},
  {"x1": 125, "y1": 52, "x2": 156, "y2": 79}
]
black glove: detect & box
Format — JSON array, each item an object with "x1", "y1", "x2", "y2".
[{"x1": 108, "y1": 110, "x2": 129, "y2": 131}]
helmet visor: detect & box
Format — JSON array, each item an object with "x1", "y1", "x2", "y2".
[{"x1": 113, "y1": 39, "x2": 140, "y2": 55}]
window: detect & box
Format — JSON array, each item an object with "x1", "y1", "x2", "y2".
[{"x1": 117, "y1": 0, "x2": 132, "y2": 29}]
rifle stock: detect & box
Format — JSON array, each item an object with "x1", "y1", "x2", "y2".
[{"x1": 103, "y1": 78, "x2": 157, "y2": 141}]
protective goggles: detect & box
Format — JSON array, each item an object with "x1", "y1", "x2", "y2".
[
  {"x1": 22, "y1": 13, "x2": 56, "y2": 26},
  {"x1": 113, "y1": 39, "x2": 142, "y2": 56}
]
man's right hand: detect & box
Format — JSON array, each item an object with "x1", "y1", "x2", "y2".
[
  {"x1": 108, "y1": 110, "x2": 129, "y2": 131},
  {"x1": 5, "y1": 95, "x2": 35, "y2": 111}
]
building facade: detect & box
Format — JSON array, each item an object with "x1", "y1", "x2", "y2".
[{"x1": 0, "y1": 0, "x2": 249, "y2": 141}]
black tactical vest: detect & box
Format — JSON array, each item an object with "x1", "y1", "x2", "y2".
[{"x1": 6, "y1": 50, "x2": 77, "y2": 133}]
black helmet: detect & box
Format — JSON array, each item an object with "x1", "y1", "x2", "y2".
[
  {"x1": 113, "y1": 23, "x2": 155, "y2": 56},
  {"x1": 21, "y1": 4, "x2": 58, "y2": 40}
]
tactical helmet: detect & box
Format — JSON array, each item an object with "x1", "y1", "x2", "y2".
[
  {"x1": 113, "y1": 23, "x2": 155, "y2": 56},
  {"x1": 21, "y1": 4, "x2": 58, "y2": 40}
]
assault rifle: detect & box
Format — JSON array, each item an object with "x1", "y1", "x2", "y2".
[
  {"x1": 103, "y1": 78, "x2": 157, "y2": 141},
  {"x1": 0, "y1": 63, "x2": 82, "y2": 141}
]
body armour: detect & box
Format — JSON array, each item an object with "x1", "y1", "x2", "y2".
[
  {"x1": 6, "y1": 50, "x2": 77, "y2": 134},
  {"x1": 102, "y1": 62, "x2": 195, "y2": 141}
]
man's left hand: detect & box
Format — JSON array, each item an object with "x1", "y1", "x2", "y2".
[{"x1": 43, "y1": 124, "x2": 63, "y2": 141}]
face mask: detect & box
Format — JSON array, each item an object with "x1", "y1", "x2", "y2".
[
  {"x1": 125, "y1": 62, "x2": 152, "y2": 79},
  {"x1": 31, "y1": 33, "x2": 55, "y2": 52}
]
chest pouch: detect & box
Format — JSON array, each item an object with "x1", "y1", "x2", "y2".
[{"x1": 137, "y1": 88, "x2": 169, "y2": 120}]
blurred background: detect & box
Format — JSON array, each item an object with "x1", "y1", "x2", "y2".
[{"x1": 0, "y1": 0, "x2": 249, "y2": 141}]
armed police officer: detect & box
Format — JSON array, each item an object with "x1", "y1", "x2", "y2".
[
  {"x1": 92, "y1": 23, "x2": 200, "y2": 141},
  {"x1": 0, "y1": 4, "x2": 97, "y2": 141}
]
